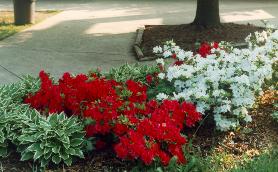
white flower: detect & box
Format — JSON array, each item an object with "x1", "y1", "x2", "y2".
[
  {"x1": 158, "y1": 73, "x2": 165, "y2": 79},
  {"x1": 261, "y1": 31, "x2": 268, "y2": 40},
  {"x1": 153, "y1": 46, "x2": 163, "y2": 54},
  {"x1": 244, "y1": 115, "x2": 252, "y2": 122},
  {"x1": 266, "y1": 24, "x2": 276, "y2": 29},
  {"x1": 211, "y1": 48, "x2": 216, "y2": 53},
  {"x1": 245, "y1": 34, "x2": 251, "y2": 43},
  {"x1": 184, "y1": 51, "x2": 194, "y2": 60},
  {"x1": 173, "y1": 46, "x2": 181, "y2": 53},
  {"x1": 166, "y1": 40, "x2": 176, "y2": 47},
  {"x1": 152, "y1": 29, "x2": 277, "y2": 131},
  {"x1": 156, "y1": 93, "x2": 168, "y2": 101},
  {"x1": 177, "y1": 50, "x2": 186, "y2": 61},
  {"x1": 163, "y1": 50, "x2": 172, "y2": 58},
  {"x1": 156, "y1": 58, "x2": 165, "y2": 66}
]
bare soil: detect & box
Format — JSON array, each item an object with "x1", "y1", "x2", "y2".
[{"x1": 141, "y1": 23, "x2": 265, "y2": 56}]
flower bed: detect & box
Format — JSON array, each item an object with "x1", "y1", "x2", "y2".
[
  {"x1": 0, "y1": 29, "x2": 276, "y2": 170},
  {"x1": 0, "y1": 66, "x2": 201, "y2": 169}
]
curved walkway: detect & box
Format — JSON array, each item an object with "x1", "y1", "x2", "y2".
[{"x1": 0, "y1": 0, "x2": 278, "y2": 84}]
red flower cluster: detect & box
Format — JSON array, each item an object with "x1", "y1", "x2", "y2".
[
  {"x1": 25, "y1": 71, "x2": 202, "y2": 166},
  {"x1": 114, "y1": 100, "x2": 201, "y2": 165},
  {"x1": 198, "y1": 42, "x2": 219, "y2": 57}
]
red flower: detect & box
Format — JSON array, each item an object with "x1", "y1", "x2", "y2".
[
  {"x1": 113, "y1": 123, "x2": 129, "y2": 136},
  {"x1": 25, "y1": 71, "x2": 202, "y2": 167},
  {"x1": 95, "y1": 140, "x2": 107, "y2": 150},
  {"x1": 198, "y1": 41, "x2": 219, "y2": 57},
  {"x1": 146, "y1": 74, "x2": 153, "y2": 84},
  {"x1": 198, "y1": 42, "x2": 211, "y2": 57},
  {"x1": 158, "y1": 151, "x2": 171, "y2": 166},
  {"x1": 213, "y1": 42, "x2": 219, "y2": 49},
  {"x1": 172, "y1": 53, "x2": 177, "y2": 59},
  {"x1": 173, "y1": 61, "x2": 184, "y2": 66}
]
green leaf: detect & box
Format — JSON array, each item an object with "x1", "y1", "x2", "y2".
[
  {"x1": 20, "y1": 135, "x2": 36, "y2": 142},
  {"x1": 83, "y1": 118, "x2": 95, "y2": 126},
  {"x1": 64, "y1": 157, "x2": 72, "y2": 166},
  {"x1": 45, "y1": 142, "x2": 56, "y2": 148},
  {"x1": 52, "y1": 154, "x2": 61, "y2": 164},
  {"x1": 52, "y1": 146, "x2": 61, "y2": 154},
  {"x1": 64, "y1": 143, "x2": 70, "y2": 149},
  {"x1": 70, "y1": 138, "x2": 83, "y2": 147},
  {"x1": 0, "y1": 146, "x2": 8, "y2": 157},
  {"x1": 43, "y1": 147, "x2": 51, "y2": 154},
  {"x1": 61, "y1": 136, "x2": 70, "y2": 145},
  {"x1": 34, "y1": 149, "x2": 44, "y2": 160},
  {"x1": 59, "y1": 149, "x2": 69, "y2": 160},
  {"x1": 40, "y1": 158, "x2": 49, "y2": 167},
  {"x1": 44, "y1": 151, "x2": 52, "y2": 160},
  {"x1": 48, "y1": 114, "x2": 58, "y2": 126},
  {"x1": 20, "y1": 152, "x2": 34, "y2": 161},
  {"x1": 71, "y1": 132, "x2": 85, "y2": 140},
  {"x1": 27, "y1": 143, "x2": 40, "y2": 151},
  {"x1": 73, "y1": 149, "x2": 84, "y2": 158},
  {"x1": 65, "y1": 148, "x2": 75, "y2": 155},
  {"x1": 85, "y1": 140, "x2": 95, "y2": 151},
  {"x1": 57, "y1": 113, "x2": 65, "y2": 121}
]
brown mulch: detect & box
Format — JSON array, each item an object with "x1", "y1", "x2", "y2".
[
  {"x1": 141, "y1": 23, "x2": 265, "y2": 57},
  {"x1": 48, "y1": 148, "x2": 133, "y2": 172},
  {"x1": 0, "y1": 149, "x2": 132, "y2": 172},
  {"x1": 190, "y1": 89, "x2": 278, "y2": 168}
]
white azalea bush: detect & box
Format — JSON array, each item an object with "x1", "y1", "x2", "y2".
[{"x1": 153, "y1": 29, "x2": 278, "y2": 131}]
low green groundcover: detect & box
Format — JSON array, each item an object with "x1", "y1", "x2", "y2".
[{"x1": 0, "y1": 76, "x2": 87, "y2": 167}]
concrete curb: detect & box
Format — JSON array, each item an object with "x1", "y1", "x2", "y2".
[{"x1": 134, "y1": 27, "x2": 156, "y2": 61}]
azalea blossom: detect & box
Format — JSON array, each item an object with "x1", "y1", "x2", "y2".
[
  {"x1": 153, "y1": 46, "x2": 163, "y2": 54},
  {"x1": 153, "y1": 29, "x2": 277, "y2": 131}
]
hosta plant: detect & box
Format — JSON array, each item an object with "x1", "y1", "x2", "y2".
[
  {"x1": 0, "y1": 76, "x2": 40, "y2": 157},
  {"x1": 17, "y1": 113, "x2": 86, "y2": 167},
  {"x1": 0, "y1": 76, "x2": 88, "y2": 168},
  {"x1": 108, "y1": 63, "x2": 160, "y2": 84}
]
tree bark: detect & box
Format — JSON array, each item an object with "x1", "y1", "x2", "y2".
[{"x1": 193, "y1": 0, "x2": 220, "y2": 27}]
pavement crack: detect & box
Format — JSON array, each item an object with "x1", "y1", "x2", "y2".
[{"x1": 0, "y1": 64, "x2": 23, "y2": 80}]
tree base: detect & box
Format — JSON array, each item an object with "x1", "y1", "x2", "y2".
[
  {"x1": 190, "y1": 22, "x2": 223, "y2": 29},
  {"x1": 193, "y1": 0, "x2": 221, "y2": 28}
]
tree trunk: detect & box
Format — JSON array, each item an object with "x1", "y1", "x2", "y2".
[{"x1": 193, "y1": 0, "x2": 220, "y2": 27}]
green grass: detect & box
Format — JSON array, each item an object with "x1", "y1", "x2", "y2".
[
  {"x1": 0, "y1": 10, "x2": 59, "y2": 41},
  {"x1": 231, "y1": 148, "x2": 278, "y2": 172}
]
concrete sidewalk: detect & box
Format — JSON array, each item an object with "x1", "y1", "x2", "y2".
[{"x1": 0, "y1": 0, "x2": 278, "y2": 84}]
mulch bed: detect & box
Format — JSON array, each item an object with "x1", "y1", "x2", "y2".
[
  {"x1": 189, "y1": 90, "x2": 278, "y2": 170},
  {"x1": 141, "y1": 23, "x2": 265, "y2": 57}
]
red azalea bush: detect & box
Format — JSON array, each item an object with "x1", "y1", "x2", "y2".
[
  {"x1": 198, "y1": 42, "x2": 219, "y2": 57},
  {"x1": 25, "y1": 71, "x2": 201, "y2": 166}
]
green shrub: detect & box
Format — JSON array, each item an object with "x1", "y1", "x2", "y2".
[
  {"x1": 107, "y1": 63, "x2": 159, "y2": 84},
  {"x1": 0, "y1": 76, "x2": 88, "y2": 167},
  {"x1": 0, "y1": 76, "x2": 40, "y2": 157},
  {"x1": 17, "y1": 113, "x2": 85, "y2": 167}
]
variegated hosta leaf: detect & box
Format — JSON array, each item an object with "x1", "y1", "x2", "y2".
[{"x1": 0, "y1": 77, "x2": 90, "y2": 167}]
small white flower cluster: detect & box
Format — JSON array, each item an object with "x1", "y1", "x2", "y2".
[
  {"x1": 246, "y1": 30, "x2": 269, "y2": 48},
  {"x1": 153, "y1": 40, "x2": 194, "y2": 61},
  {"x1": 154, "y1": 30, "x2": 278, "y2": 131},
  {"x1": 156, "y1": 93, "x2": 169, "y2": 101}
]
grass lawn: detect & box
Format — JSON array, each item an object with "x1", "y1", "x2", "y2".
[{"x1": 0, "y1": 10, "x2": 59, "y2": 41}]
